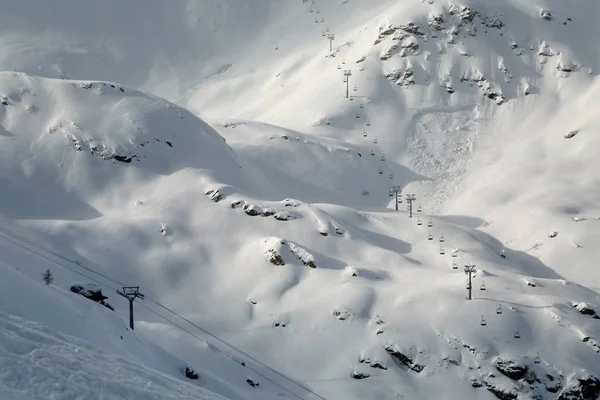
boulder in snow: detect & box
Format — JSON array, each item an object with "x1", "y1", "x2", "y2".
[{"x1": 70, "y1": 283, "x2": 114, "y2": 311}]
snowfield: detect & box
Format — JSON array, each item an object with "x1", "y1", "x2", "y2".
[{"x1": 1, "y1": 0, "x2": 600, "y2": 399}]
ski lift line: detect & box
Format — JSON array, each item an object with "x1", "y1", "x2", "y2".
[
  {"x1": 0, "y1": 231, "x2": 123, "y2": 293},
  {"x1": 136, "y1": 302, "x2": 312, "y2": 400},
  {"x1": 0, "y1": 226, "x2": 328, "y2": 400},
  {"x1": 0, "y1": 226, "x2": 127, "y2": 287}
]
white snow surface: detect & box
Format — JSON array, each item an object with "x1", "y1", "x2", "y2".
[{"x1": 1, "y1": 0, "x2": 600, "y2": 399}]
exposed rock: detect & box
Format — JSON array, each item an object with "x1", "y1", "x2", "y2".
[
  {"x1": 356, "y1": 56, "x2": 366, "y2": 63},
  {"x1": 265, "y1": 247, "x2": 285, "y2": 266},
  {"x1": 574, "y1": 302, "x2": 600, "y2": 319},
  {"x1": 350, "y1": 370, "x2": 370, "y2": 379},
  {"x1": 230, "y1": 200, "x2": 244, "y2": 209},
  {"x1": 282, "y1": 198, "x2": 302, "y2": 207},
  {"x1": 369, "y1": 362, "x2": 387, "y2": 370},
  {"x1": 205, "y1": 189, "x2": 222, "y2": 203},
  {"x1": 273, "y1": 211, "x2": 296, "y2": 221},
  {"x1": 184, "y1": 367, "x2": 199, "y2": 380},
  {"x1": 243, "y1": 203, "x2": 261, "y2": 216},
  {"x1": 558, "y1": 373, "x2": 600, "y2": 400},
  {"x1": 70, "y1": 283, "x2": 114, "y2": 311},
  {"x1": 246, "y1": 377, "x2": 259, "y2": 388},
  {"x1": 285, "y1": 241, "x2": 317, "y2": 268},
  {"x1": 494, "y1": 358, "x2": 528, "y2": 380},
  {"x1": 540, "y1": 10, "x2": 553, "y2": 21},
  {"x1": 332, "y1": 309, "x2": 352, "y2": 321},
  {"x1": 484, "y1": 380, "x2": 518, "y2": 400},
  {"x1": 385, "y1": 345, "x2": 424, "y2": 373}
]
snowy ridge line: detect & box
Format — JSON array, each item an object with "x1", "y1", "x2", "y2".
[{"x1": 0, "y1": 225, "x2": 327, "y2": 400}]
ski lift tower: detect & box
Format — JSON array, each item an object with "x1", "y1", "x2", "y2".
[{"x1": 117, "y1": 286, "x2": 144, "y2": 330}]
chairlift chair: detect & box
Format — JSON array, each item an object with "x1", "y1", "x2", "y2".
[
  {"x1": 496, "y1": 304, "x2": 502, "y2": 314},
  {"x1": 440, "y1": 233, "x2": 445, "y2": 242},
  {"x1": 378, "y1": 168, "x2": 383, "y2": 175},
  {"x1": 466, "y1": 282, "x2": 471, "y2": 290},
  {"x1": 389, "y1": 173, "x2": 393, "y2": 180},
  {"x1": 452, "y1": 260, "x2": 458, "y2": 269},
  {"x1": 363, "y1": 130, "x2": 367, "y2": 137},
  {"x1": 359, "y1": 103, "x2": 364, "y2": 108},
  {"x1": 389, "y1": 189, "x2": 394, "y2": 197},
  {"x1": 338, "y1": 64, "x2": 341, "y2": 69},
  {"x1": 514, "y1": 328, "x2": 521, "y2": 339},
  {"x1": 322, "y1": 31, "x2": 326, "y2": 37},
  {"x1": 373, "y1": 137, "x2": 378, "y2": 144},
  {"x1": 321, "y1": 18, "x2": 324, "y2": 23},
  {"x1": 370, "y1": 149, "x2": 375, "y2": 156},
  {"x1": 353, "y1": 85, "x2": 357, "y2": 92},
  {"x1": 398, "y1": 197, "x2": 403, "y2": 203},
  {"x1": 381, "y1": 155, "x2": 385, "y2": 161},
  {"x1": 342, "y1": 59, "x2": 346, "y2": 64},
  {"x1": 315, "y1": 18, "x2": 319, "y2": 23},
  {"x1": 366, "y1": 119, "x2": 371, "y2": 126},
  {"x1": 452, "y1": 250, "x2": 458, "y2": 258},
  {"x1": 417, "y1": 217, "x2": 422, "y2": 226},
  {"x1": 440, "y1": 246, "x2": 445, "y2": 255},
  {"x1": 417, "y1": 204, "x2": 422, "y2": 213},
  {"x1": 480, "y1": 316, "x2": 487, "y2": 326},
  {"x1": 427, "y1": 218, "x2": 433, "y2": 228},
  {"x1": 309, "y1": 7, "x2": 313, "y2": 12},
  {"x1": 534, "y1": 353, "x2": 541, "y2": 364},
  {"x1": 316, "y1": 8, "x2": 320, "y2": 13},
  {"x1": 480, "y1": 280, "x2": 486, "y2": 290},
  {"x1": 428, "y1": 232, "x2": 433, "y2": 240},
  {"x1": 326, "y1": 27, "x2": 330, "y2": 32},
  {"x1": 356, "y1": 113, "x2": 360, "y2": 118}
]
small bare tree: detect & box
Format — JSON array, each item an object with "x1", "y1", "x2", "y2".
[{"x1": 42, "y1": 269, "x2": 54, "y2": 286}]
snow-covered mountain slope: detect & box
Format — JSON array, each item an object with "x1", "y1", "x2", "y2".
[{"x1": 1, "y1": 0, "x2": 600, "y2": 399}]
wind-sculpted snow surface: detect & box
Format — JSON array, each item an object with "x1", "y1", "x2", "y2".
[{"x1": 1, "y1": 0, "x2": 600, "y2": 399}]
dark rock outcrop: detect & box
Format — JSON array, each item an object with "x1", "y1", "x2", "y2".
[
  {"x1": 184, "y1": 367, "x2": 199, "y2": 380},
  {"x1": 558, "y1": 374, "x2": 600, "y2": 400},
  {"x1": 494, "y1": 358, "x2": 528, "y2": 380},
  {"x1": 385, "y1": 345, "x2": 424, "y2": 373},
  {"x1": 70, "y1": 283, "x2": 114, "y2": 311}
]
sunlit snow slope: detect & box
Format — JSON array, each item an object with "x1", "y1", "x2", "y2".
[{"x1": 1, "y1": 0, "x2": 600, "y2": 399}]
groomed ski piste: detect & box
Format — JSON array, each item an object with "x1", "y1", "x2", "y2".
[{"x1": 0, "y1": 0, "x2": 599, "y2": 399}]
